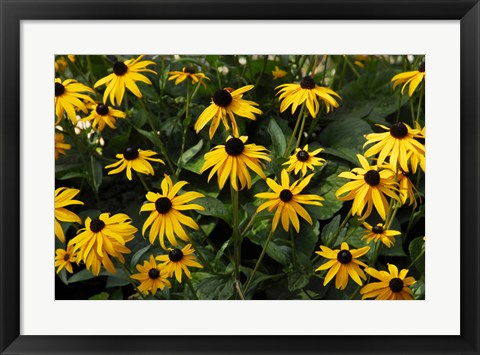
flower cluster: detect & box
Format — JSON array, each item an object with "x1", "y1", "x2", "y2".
[{"x1": 54, "y1": 55, "x2": 425, "y2": 301}]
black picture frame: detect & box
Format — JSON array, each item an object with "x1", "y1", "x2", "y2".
[{"x1": 1, "y1": 1, "x2": 478, "y2": 354}]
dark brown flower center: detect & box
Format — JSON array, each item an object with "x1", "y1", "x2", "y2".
[
  {"x1": 96, "y1": 104, "x2": 109, "y2": 116},
  {"x1": 364, "y1": 170, "x2": 380, "y2": 186},
  {"x1": 279, "y1": 189, "x2": 293, "y2": 202},
  {"x1": 90, "y1": 218, "x2": 105, "y2": 233},
  {"x1": 155, "y1": 197, "x2": 172, "y2": 214},
  {"x1": 113, "y1": 61, "x2": 128, "y2": 76},
  {"x1": 55, "y1": 82, "x2": 65, "y2": 96},
  {"x1": 123, "y1": 147, "x2": 139, "y2": 160},
  {"x1": 372, "y1": 225, "x2": 384, "y2": 234},
  {"x1": 148, "y1": 268, "x2": 160, "y2": 279},
  {"x1": 418, "y1": 62, "x2": 425, "y2": 73},
  {"x1": 224, "y1": 137, "x2": 245, "y2": 156},
  {"x1": 389, "y1": 277, "x2": 404, "y2": 292},
  {"x1": 390, "y1": 122, "x2": 408, "y2": 139},
  {"x1": 337, "y1": 250, "x2": 352, "y2": 264},
  {"x1": 300, "y1": 75, "x2": 316, "y2": 89},
  {"x1": 184, "y1": 67, "x2": 196, "y2": 74},
  {"x1": 296, "y1": 150, "x2": 310, "y2": 162},
  {"x1": 64, "y1": 253, "x2": 70, "y2": 262},
  {"x1": 212, "y1": 89, "x2": 233, "y2": 107},
  {"x1": 168, "y1": 249, "x2": 184, "y2": 262}
]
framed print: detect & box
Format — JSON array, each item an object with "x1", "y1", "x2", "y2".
[{"x1": 1, "y1": 0, "x2": 479, "y2": 354}]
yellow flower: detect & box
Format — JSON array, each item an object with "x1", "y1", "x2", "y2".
[
  {"x1": 283, "y1": 144, "x2": 325, "y2": 176},
  {"x1": 363, "y1": 122, "x2": 425, "y2": 172},
  {"x1": 55, "y1": 133, "x2": 71, "y2": 160},
  {"x1": 94, "y1": 55, "x2": 157, "y2": 106},
  {"x1": 105, "y1": 147, "x2": 165, "y2": 181},
  {"x1": 156, "y1": 244, "x2": 203, "y2": 283},
  {"x1": 361, "y1": 222, "x2": 401, "y2": 248},
  {"x1": 272, "y1": 66, "x2": 287, "y2": 79},
  {"x1": 194, "y1": 85, "x2": 262, "y2": 139},
  {"x1": 276, "y1": 76, "x2": 341, "y2": 117},
  {"x1": 360, "y1": 264, "x2": 416, "y2": 300},
  {"x1": 55, "y1": 78, "x2": 94, "y2": 124},
  {"x1": 54, "y1": 57, "x2": 68, "y2": 72},
  {"x1": 315, "y1": 242, "x2": 370, "y2": 290},
  {"x1": 81, "y1": 102, "x2": 126, "y2": 131},
  {"x1": 255, "y1": 169, "x2": 324, "y2": 233},
  {"x1": 140, "y1": 175, "x2": 205, "y2": 249},
  {"x1": 54, "y1": 187, "x2": 83, "y2": 243},
  {"x1": 69, "y1": 213, "x2": 137, "y2": 276},
  {"x1": 200, "y1": 136, "x2": 271, "y2": 191},
  {"x1": 168, "y1": 66, "x2": 209, "y2": 86},
  {"x1": 55, "y1": 245, "x2": 77, "y2": 274},
  {"x1": 336, "y1": 154, "x2": 400, "y2": 220},
  {"x1": 391, "y1": 62, "x2": 425, "y2": 96},
  {"x1": 131, "y1": 255, "x2": 171, "y2": 295}
]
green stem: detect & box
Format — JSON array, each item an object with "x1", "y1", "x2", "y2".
[
  {"x1": 415, "y1": 84, "x2": 424, "y2": 124},
  {"x1": 408, "y1": 248, "x2": 425, "y2": 269},
  {"x1": 320, "y1": 55, "x2": 329, "y2": 84},
  {"x1": 342, "y1": 55, "x2": 361, "y2": 78},
  {"x1": 140, "y1": 99, "x2": 177, "y2": 177},
  {"x1": 176, "y1": 82, "x2": 192, "y2": 176},
  {"x1": 136, "y1": 172, "x2": 150, "y2": 192},
  {"x1": 240, "y1": 211, "x2": 258, "y2": 237},
  {"x1": 290, "y1": 229, "x2": 297, "y2": 266},
  {"x1": 395, "y1": 93, "x2": 403, "y2": 122},
  {"x1": 409, "y1": 99, "x2": 416, "y2": 126},
  {"x1": 186, "y1": 233, "x2": 213, "y2": 273},
  {"x1": 296, "y1": 107, "x2": 308, "y2": 148},
  {"x1": 254, "y1": 55, "x2": 269, "y2": 89},
  {"x1": 185, "y1": 278, "x2": 199, "y2": 300},
  {"x1": 294, "y1": 55, "x2": 307, "y2": 80},
  {"x1": 244, "y1": 229, "x2": 274, "y2": 294},
  {"x1": 119, "y1": 263, "x2": 146, "y2": 300},
  {"x1": 230, "y1": 185, "x2": 243, "y2": 298},
  {"x1": 308, "y1": 55, "x2": 319, "y2": 76},
  {"x1": 284, "y1": 102, "x2": 306, "y2": 157}
]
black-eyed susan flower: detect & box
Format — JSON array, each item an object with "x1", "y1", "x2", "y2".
[
  {"x1": 156, "y1": 244, "x2": 203, "y2": 283},
  {"x1": 141, "y1": 175, "x2": 205, "y2": 250},
  {"x1": 94, "y1": 55, "x2": 157, "y2": 106},
  {"x1": 55, "y1": 245, "x2": 77, "y2": 274},
  {"x1": 55, "y1": 78, "x2": 94, "y2": 124},
  {"x1": 200, "y1": 136, "x2": 270, "y2": 191},
  {"x1": 81, "y1": 102, "x2": 126, "y2": 131},
  {"x1": 54, "y1": 187, "x2": 83, "y2": 243},
  {"x1": 360, "y1": 264, "x2": 416, "y2": 300},
  {"x1": 276, "y1": 75, "x2": 341, "y2": 117},
  {"x1": 168, "y1": 66, "x2": 209, "y2": 86},
  {"x1": 397, "y1": 168, "x2": 419, "y2": 207},
  {"x1": 315, "y1": 242, "x2": 370, "y2": 290},
  {"x1": 55, "y1": 133, "x2": 71, "y2": 160},
  {"x1": 54, "y1": 57, "x2": 68, "y2": 72},
  {"x1": 391, "y1": 62, "x2": 425, "y2": 96},
  {"x1": 336, "y1": 154, "x2": 400, "y2": 220},
  {"x1": 283, "y1": 144, "x2": 326, "y2": 176},
  {"x1": 194, "y1": 85, "x2": 262, "y2": 139},
  {"x1": 272, "y1": 66, "x2": 287, "y2": 80},
  {"x1": 361, "y1": 222, "x2": 401, "y2": 248},
  {"x1": 105, "y1": 147, "x2": 165, "y2": 181},
  {"x1": 255, "y1": 169, "x2": 324, "y2": 233},
  {"x1": 69, "y1": 213, "x2": 137, "y2": 276},
  {"x1": 363, "y1": 122, "x2": 425, "y2": 172},
  {"x1": 131, "y1": 255, "x2": 171, "y2": 295}
]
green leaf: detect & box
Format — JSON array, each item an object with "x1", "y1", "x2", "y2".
[
  {"x1": 195, "y1": 196, "x2": 231, "y2": 223},
  {"x1": 409, "y1": 236, "x2": 425, "y2": 274},
  {"x1": 68, "y1": 268, "x2": 104, "y2": 283},
  {"x1": 57, "y1": 171, "x2": 89, "y2": 180},
  {"x1": 379, "y1": 238, "x2": 407, "y2": 257},
  {"x1": 89, "y1": 292, "x2": 109, "y2": 300},
  {"x1": 196, "y1": 275, "x2": 234, "y2": 300},
  {"x1": 130, "y1": 244, "x2": 151, "y2": 269},
  {"x1": 320, "y1": 215, "x2": 341, "y2": 246},
  {"x1": 287, "y1": 270, "x2": 310, "y2": 291},
  {"x1": 57, "y1": 269, "x2": 69, "y2": 285},
  {"x1": 180, "y1": 140, "x2": 204, "y2": 165},
  {"x1": 91, "y1": 158, "x2": 103, "y2": 192},
  {"x1": 309, "y1": 165, "x2": 347, "y2": 220},
  {"x1": 267, "y1": 117, "x2": 287, "y2": 155},
  {"x1": 135, "y1": 127, "x2": 165, "y2": 151}
]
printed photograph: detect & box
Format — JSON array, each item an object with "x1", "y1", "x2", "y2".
[{"x1": 54, "y1": 54, "x2": 425, "y2": 300}]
